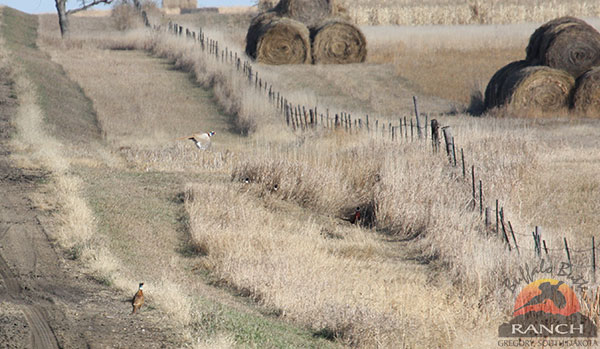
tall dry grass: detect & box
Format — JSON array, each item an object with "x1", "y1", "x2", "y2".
[
  {"x1": 184, "y1": 126, "x2": 544, "y2": 346},
  {"x1": 185, "y1": 181, "x2": 456, "y2": 347}
]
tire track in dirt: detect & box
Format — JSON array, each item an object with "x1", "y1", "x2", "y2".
[
  {"x1": 21, "y1": 306, "x2": 59, "y2": 349},
  {"x1": 0, "y1": 247, "x2": 59, "y2": 349},
  {"x1": 0, "y1": 249, "x2": 21, "y2": 297}
]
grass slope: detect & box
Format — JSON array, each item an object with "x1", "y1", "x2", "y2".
[{"x1": 1, "y1": 7, "x2": 101, "y2": 148}]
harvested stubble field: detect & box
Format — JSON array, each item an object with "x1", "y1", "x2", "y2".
[
  {"x1": 337, "y1": 0, "x2": 600, "y2": 25},
  {"x1": 1, "y1": 2, "x2": 599, "y2": 348}
]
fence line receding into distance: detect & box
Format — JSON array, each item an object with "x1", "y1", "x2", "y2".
[{"x1": 159, "y1": 20, "x2": 600, "y2": 284}]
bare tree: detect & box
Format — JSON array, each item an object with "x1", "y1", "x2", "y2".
[
  {"x1": 132, "y1": 0, "x2": 142, "y2": 11},
  {"x1": 54, "y1": 0, "x2": 115, "y2": 38}
]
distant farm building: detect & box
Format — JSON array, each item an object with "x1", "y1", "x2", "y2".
[{"x1": 162, "y1": 0, "x2": 197, "y2": 14}]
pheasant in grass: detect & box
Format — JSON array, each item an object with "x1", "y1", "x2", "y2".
[
  {"x1": 350, "y1": 207, "x2": 361, "y2": 225},
  {"x1": 131, "y1": 282, "x2": 144, "y2": 314},
  {"x1": 177, "y1": 131, "x2": 215, "y2": 150},
  {"x1": 342, "y1": 207, "x2": 361, "y2": 225}
]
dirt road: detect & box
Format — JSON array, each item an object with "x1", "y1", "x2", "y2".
[{"x1": 0, "y1": 57, "x2": 180, "y2": 349}]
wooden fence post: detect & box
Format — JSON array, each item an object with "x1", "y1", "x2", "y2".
[
  {"x1": 471, "y1": 165, "x2": 476, "y2": 208},
  {"x1": 451, "y1": 138, "x2": 457, "y2": 166},
  {"x1": 431, "y1": 119, "x2": 439, "y2": 152},
  {"x1": 534, "y1": 226, "x2": 542, "y2": 257},
  {"x1": 479, "y1": 180, "x2": 483, "y2": 216},
  {"x1": 303, "y1": 107, "x2": 308, "y2": 127},
  {"x1": 413, "y1": 96, "x2": 421, "y2": 138},
  {"x1": 296, "y1": 107, "x2": 302, "y2": 130},
  {"x1": 593, "y1": 236, "x2": 596, "y2": 283},
  {"x1": 508, "y1": 221, "x2": 519, "y2": 254},
  {"x1": 285, "y1": 103, "x2": 290, "y2": 127},
  {"x1": 461, "y1": 149, "x2": 466, "y2": 177},
  {"x1": 532, "y1": 231, "x2": 540, "y2": 257},
  {"x1": 499, "y1": 208, "x2": 511, "y2": 251},
  {"x1": 564, "y1": 237, "x2": 571, "y2": 265},
  {"x1": 495, "y1": 199, "x2": 499, "y2": 234},
  {"x1": 442, "y1": 126, "x2": 453, "y2": 162}
]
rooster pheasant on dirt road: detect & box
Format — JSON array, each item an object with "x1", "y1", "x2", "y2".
[
  {"x1": 177, "y1": 131, "x2": 215, "y2": 150},
  {"x1": 131, "y1": 282, "x2": 144, "y2": 314}
]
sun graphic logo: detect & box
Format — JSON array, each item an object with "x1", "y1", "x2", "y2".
[{"x1": 499, "y1": 279, "x2": 596, "y2": 337}]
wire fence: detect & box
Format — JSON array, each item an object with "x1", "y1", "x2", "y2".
[{"x1": 146, "y1": 17, "x2": 599, "y2": 282}]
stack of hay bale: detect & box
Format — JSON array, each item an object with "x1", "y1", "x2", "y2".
[
  {"x1": 484, "y1": 16, "x2": 600, "y2": 116},
  {"x1": 245, "y1": 0, "x2": 367, "y2": 65}
]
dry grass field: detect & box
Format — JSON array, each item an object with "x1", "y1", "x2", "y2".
[
  {"x1": 259, "y1": 0, "x2": 600, "y2": 25},
  {"x1": 336, "y1": 0, "x2": 600, "y2": 25},
  {"x1": 2, "y1": 1, "x2": 600, "y2": 348}
]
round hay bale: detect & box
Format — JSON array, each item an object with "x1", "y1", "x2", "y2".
[
  {"x1": 525, "y1": 16, "x2": 587, "y2": 62},
  {"x1": 274, "y1": 0, "x2": 336, "y2": 27},
  {"x1": 245, "y1": 11, "x2": 278, "y2": 58},
  {"x1": 499, "y1": 66, "x2": 575, "y2": 112},
  {"x1": 310, "y1": 20, "x2": 366, "y2": 64},
  {"x1": 572, "y1": 67, "x2": 600, "y2": 116},
  {"x1": 484, "y1": 60, "x2": 530, "y2": 110},
  {"x1": 245, "y1": 14, "x2": 311, "y2": 65},
  {"x1": 527, "y1": 17, "x2": 600, "y2": 78}
]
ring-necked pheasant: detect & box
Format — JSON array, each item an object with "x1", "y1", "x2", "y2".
[
  {"x1": 177, "y1": 131, "x2": 215, "y2": 150},
  {"x1": 342, "y1": 207, "x2": 361, "y2": 225},
  {"x1": 350, "y1": 207, "x2": 361, "y2": 224},
  {"x1": 131, "y1": 282, "x2": 144, "y2": 315}
]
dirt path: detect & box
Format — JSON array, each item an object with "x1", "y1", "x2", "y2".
[
  {"x1": 0, "y1": 168, "x2": 180, "y2": 348},
  {"x1": 0, "y1": 50, "x2": 181, "y2": 349}
]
